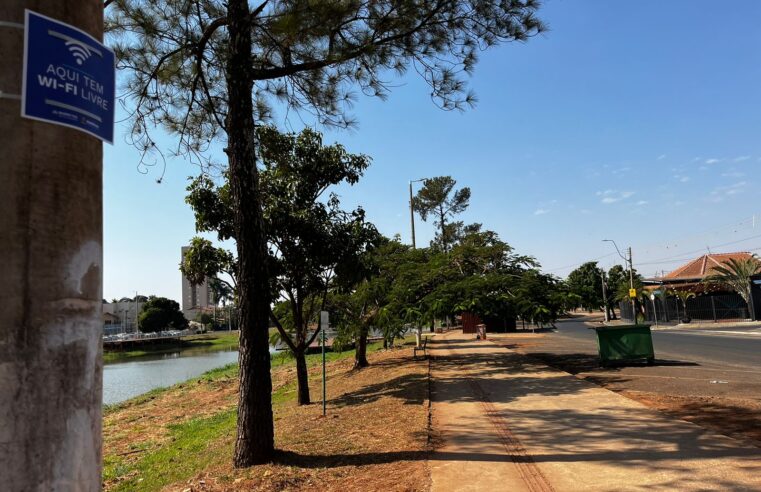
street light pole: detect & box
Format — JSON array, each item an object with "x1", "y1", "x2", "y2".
[
  {"x1": 409, "y1": 178, "x2": 425, "y2": 249},
  {"x1": 409, "y1": 181, "x2": 416, "y2": 249}
]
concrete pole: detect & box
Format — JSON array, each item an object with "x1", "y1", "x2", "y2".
[
  {"x1": 601, "y1": 270, "x2": 609, "y2": 323},
  {"x1": 0, "y1": 2, "x2": 103, "y2": 490},
  {"x1": 409, "y1": 181, "x2": 416, "y2": 249},
  {"x1": 628, "y1": 247, "x2": 636, "y2": 323}
]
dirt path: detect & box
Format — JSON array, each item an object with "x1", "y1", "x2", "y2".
[{"x1": 428, "y1": 331, "x2": 761, "y2": 491}]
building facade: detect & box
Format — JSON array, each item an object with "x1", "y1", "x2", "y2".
[{"x1": 181, "y1": 246, "x2": 214, "y2": 319}]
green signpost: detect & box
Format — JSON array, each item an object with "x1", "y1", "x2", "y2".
[{"x1": 320, "y1": 311, "x2": 328, "y2": 416}]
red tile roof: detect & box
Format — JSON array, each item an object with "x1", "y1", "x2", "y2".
[{"x1": 663, "y1": 252, "x2": 756, "y2": 280}]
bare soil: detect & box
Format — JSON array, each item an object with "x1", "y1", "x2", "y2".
[{"x1": 103, "y1": 345, "x2": 431, "y2": 491}]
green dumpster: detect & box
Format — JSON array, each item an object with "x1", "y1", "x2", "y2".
[{"x1": 588, "y1": 324, "x2": 655, "y2": 367}]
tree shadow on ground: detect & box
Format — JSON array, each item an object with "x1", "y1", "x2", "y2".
[
  {"x1": 331, "y1": 373, "x2": 427, "y2": 407},
  {"x1": 520, "y1": 351, "x2": 699, "y2": 375}
]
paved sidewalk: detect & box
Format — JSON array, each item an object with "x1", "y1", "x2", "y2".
[{"x1": 428, "y1": 331, "x2": 761, "y2": 491}]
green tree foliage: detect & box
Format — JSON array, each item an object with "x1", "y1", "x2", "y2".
[
  {"x1": 412, "y1": 176, "x2": 472, "y2": 251},
  {"x1": 195, "y1": 311, "x2": 214, "y2": 328},
  {"x1": 138, "y1": 297, "x2": 189, "y2": 333},
  {"x1": 181, "y1": 237, "x2": 237, "y2": 292},
  {"x1": 107, "y1": 0, "x2": 544, "y2": 465},
  {"x1": 703, "y1": 255, "x2": 761, "y2": 306},
  {"x1": 566, "y1": 262, "x2": 604, "y2": 311},
  {"x1": 185, "y1": 127, "x2": 378, "y2": 405}
]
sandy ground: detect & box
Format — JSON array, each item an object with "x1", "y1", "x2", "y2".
[{"x1": 489, "y1": 330, "x2": 761, "y2": 448}]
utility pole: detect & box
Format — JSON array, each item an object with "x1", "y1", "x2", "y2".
[
  {"x1": 601, "y1": 270, "x2": 609, "y2": 323},
  {"x1": 603, "y1": 239, "x2": 637, "y2": 323},
  {"x1": 0, "y1": 1, "x2": 103, "y2": 490},
  {"x1": 628, "y1": 247, "x2": 636, "y2": 323},
  {"x1": 409, "y1": 181, "x2": 417, "y2": 249}
]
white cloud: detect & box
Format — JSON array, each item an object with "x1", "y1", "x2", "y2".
[
  {"x1": 708, "y1": 181, "x2": 747, "y2": 202},
  {"x1": 722, "y1": 171, "x2": 745, "y2": 178},
  {"x1": 597, "y1": 190, "x2": 635, "y2": 204},
  {"x1": 734, "y1": 155, "x2": 751, "y2": 162},
  {"x1": 705, "y1": 158, "x2": 721, "y2": 164},
  {"x1": 612, "y1": 166, "x2": 631, "y2": 175},
  {"x1": 636, "y1": 200, "x2": 649, "y2": 206},
  {"x1": 534, "y1": 208, "x2": 549, "y2": 216},
  {"x1": 657, "y1": 154, "x2": 667, "y2": 160},
  {"x1": 672, "y1": 173, "x2": 690, "y2": 183}
]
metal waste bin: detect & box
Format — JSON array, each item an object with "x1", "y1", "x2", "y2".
[{"x1": 589, "y1": 324, "x2": 655, "y2": 367}]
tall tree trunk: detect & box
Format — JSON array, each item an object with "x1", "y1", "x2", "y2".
[
  {"x1": 295, "y1": 347, "x2": 311, "y2": 405},
  {"x1": 1, "y1": 2, "x2": 103, "y2": 488},
  {"x1": 354, "y1": 326, "x2": 369, "y2": 369},
  {"x1": 228, "y1": 0, "x2": 275, "y2": 467}
]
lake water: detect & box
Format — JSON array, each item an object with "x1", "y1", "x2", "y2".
[{"x1": 103, "y1": 349, "x2": 241, "y2": 405}]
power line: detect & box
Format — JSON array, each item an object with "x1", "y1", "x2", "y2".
[{"x1": 545, "y1": 212, "x2": 761, "y2": 276}]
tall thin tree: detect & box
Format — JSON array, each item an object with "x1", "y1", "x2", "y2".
[{"x1": 412, "y1": 176, "x2": 471, "y2": 250}]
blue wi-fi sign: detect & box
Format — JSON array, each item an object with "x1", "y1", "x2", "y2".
[{"x1": 22, "y1": 10, "x2": 115, "y2": 143}]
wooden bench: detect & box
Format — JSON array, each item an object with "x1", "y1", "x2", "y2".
[{"x1": 413, "y1": 337, "x2": 428, "y2": 359}]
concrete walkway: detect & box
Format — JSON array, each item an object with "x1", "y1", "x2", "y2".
[{"x1": 428, "y1": 331, "x2": 761, "y2": 491}]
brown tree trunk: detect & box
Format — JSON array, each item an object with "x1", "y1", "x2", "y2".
[
  {"x1": 295, "y1": 347, "x2": 311, "y2": 405},
  {"x1": 354, "y1": 327, "x2": 369, "y2": 369},
  {"x1": 228, "y1": 0, "x2": 275, "y2": 467},
  {"x1": 0, "y1": 2, "x2": 103, "y2": 489}
]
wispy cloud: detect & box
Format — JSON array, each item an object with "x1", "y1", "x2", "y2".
[
  {"x1": 596, "y1": 190, "x2": 635, "y2": 204},
  {"x1": 533, "y1": 208, "x2": 549, "y2": 216},
  {"x1": 610, "y1": 166, "x2": 631, "y2": 176},
  {"x1": 722, "y1": 170, "x2": 745, "y2": 178},
  {"x1": 705, "y1": 158, "x2": 721, "y2": 165},
  {"x1": 636, "y1": 200, "x2": 649, "y2": 206},
  {"x1": 734, "y1": 155, "x2": 751, "y2": 162},
  {"x1": 657, "y1": 154, "x2": 667, "y2": 160},
  {"x1": 708, "y1": 181, "x2": 747, "y2": 202}
]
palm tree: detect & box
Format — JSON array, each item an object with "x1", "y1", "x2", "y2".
[
  {"x1": 703, "y1": 255, "x2": 761, "y2": 309},
  {"x1": 669, "y1": 289, "x2": 696, "y2": 322}
]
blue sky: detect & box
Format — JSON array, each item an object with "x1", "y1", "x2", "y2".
[{"x1": 104, "y1": 0, "x2": 761, "y2": 302}]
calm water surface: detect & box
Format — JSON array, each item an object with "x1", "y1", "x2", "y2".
[{"x1": 103, "y1": 349, "x2": 241, "y2": 405}]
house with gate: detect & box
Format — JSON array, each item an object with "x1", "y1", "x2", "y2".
[{"x1": 630, "y1": 252, "x2": 761, "y2": 323}]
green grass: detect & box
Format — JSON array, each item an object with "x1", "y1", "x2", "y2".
[
  {"x1": 106, "y1": 409, "x2": 238, "y2": 491},
  {"x1": 104, "y1": 335, "x2": 417, "y2": 490}
]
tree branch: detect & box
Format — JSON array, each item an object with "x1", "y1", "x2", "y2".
[{"x1": 269, "y1": 310, "x2": 297, "y2": 353}]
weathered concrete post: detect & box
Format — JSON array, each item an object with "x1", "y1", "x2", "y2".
[{"x1": 0, "y1": 1, "x2": 103, "y2": 490}]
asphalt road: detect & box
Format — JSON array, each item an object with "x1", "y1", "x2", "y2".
[{"x1": 555, "y1": 318, "x2": 761, "y2": 371}]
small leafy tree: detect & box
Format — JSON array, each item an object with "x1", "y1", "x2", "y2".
[
  {"x1": 566, "y1": 262, "x2": 604, "y2": 312},
  {"x1": 185, "y1": 127, "x2": 378, "y2": 405},
  {"x1": 138, "y1": 297, "x2": 189, "y2": 333},
  {"x1": 412, "y1": 176, "x2": 472, "y2": 251}
]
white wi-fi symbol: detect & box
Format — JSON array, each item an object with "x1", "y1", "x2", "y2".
[{"x1": 65, "y1": 40, "x2": 92, "y2": 65}]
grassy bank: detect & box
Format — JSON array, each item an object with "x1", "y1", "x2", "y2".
[
  {"x1": 103, "y1": 336, "x2": 429, "y2": 491},
  {"x1": 103, "y1": 331, "x2": 240, "y2": 364}
]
